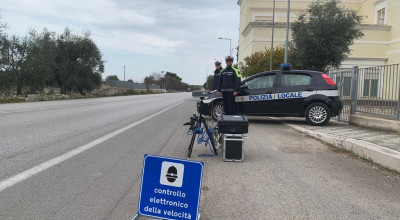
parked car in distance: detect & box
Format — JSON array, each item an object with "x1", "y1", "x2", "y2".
[{"x1": 197, "y1": 64, "x2": 343, "y2": 126}]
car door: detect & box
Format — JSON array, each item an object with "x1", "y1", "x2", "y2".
[
  {"x1": 236, "y1": 72, "x2": 278, "y2": 114},
  {"x1": 274, "y1": 72, "x2": 316, "y2": 114}
]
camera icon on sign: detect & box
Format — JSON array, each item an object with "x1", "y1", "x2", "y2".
[{"x1": 160, "y1": 162, "x2": 184, "y2": 187}]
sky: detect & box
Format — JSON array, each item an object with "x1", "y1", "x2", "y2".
[{"x1": 0, "y1": 0, "x2": 240, "y2": 85}]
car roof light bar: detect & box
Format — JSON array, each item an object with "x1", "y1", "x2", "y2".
[{"x1": 281, "y1": 63, "x2": 292, "y2": 71}]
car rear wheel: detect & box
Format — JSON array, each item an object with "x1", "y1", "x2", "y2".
[
  {"x1": 211, "y1": 101, "x2": 224, "y2": 121},
  {"x1": 305, "y1": 102, "x2": 331, "y2": 126}
]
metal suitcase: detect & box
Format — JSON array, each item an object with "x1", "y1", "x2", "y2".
[{"x1": 223, "y1": 134, "x2": 244, "y2": 162}]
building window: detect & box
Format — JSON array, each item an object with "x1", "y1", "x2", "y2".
[
  {"x1": 362, "y1": 68, "x2": 380, "y2": 98},
  {"x1": 363, "y1": 79, "x2": 378, "y2": 97},
  {"x1": 377, "y1": 8, "x2": 385, "y2": 24},
  {"x1": 335, "y1": 76, "x2": 352, "y2": 97},
  {"x1": 342, "y1": 77, "x2": 352, "y2": 97}
]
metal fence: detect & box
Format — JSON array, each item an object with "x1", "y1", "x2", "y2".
[
  {"x1": 329, "y1": 64, "x2": 400, "y2": 122},
  {"x1": 329, "y1": 68, "x2": 353, "y2": 122},
  {"x1": 109, "y1": 80, "x2": 161, "y2": 89}
]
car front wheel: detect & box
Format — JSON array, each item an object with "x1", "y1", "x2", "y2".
[
  {"x1": 305, "y1": 102, "x2": 331, "y2": 126},
  {"x1": 211, "y1": 101, "x2": 224, "y2": 121}
]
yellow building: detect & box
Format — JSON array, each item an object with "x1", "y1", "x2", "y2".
[{"x1": 237, "y1": 0, "x2": 400, "y2": 68}]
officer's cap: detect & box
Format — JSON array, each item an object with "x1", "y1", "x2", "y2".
[{"x1": 225, "y1": 55, "x2": 234, "y2": 62}]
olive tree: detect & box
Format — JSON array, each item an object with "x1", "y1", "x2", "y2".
[{"x1": 55, "y1": 28, "x2": 104, "y2": 94}]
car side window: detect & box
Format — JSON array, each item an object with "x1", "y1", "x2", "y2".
[
  {"x1": 245, "y1": 74, "x2": 275, "y2": 90},
  {"x1": 281, "y1": 74, "x2": 311, "y2": 87}
]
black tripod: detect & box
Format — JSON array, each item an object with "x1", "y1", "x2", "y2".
[{"x1": 184, "y1": 97, "x2": 218, "y2": 158}]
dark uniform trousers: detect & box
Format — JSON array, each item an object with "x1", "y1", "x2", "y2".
[{"x1": 222, "y1": 92, "x2": 236, "y2": 115}]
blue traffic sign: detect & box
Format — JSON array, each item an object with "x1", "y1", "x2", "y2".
[{"x1": 138, "y1": 154, "x2": 204, "y2": 220}]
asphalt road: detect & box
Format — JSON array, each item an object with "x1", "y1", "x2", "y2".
[
  {"x1": 0, "y1": 93, "x2": 192, "y2": 219},
  {"x1": 0, "y1": 93, "x2": 399, "y2": 219}
]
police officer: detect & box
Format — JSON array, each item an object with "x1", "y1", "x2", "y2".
[
  {"x1": 212, "y1": 61, "x2": 223, "y2": 91},
  {"x1": 217, "y1": 55, "x2": 241, "y2": 115}
]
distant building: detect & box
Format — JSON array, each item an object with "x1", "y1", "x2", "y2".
[{"x1": 237, "y1": 0, "x2": 400, "y2": 68}]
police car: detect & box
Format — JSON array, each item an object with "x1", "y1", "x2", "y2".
[{"x1": 198, "y1": 64, "x2": 343, "y2": 126}]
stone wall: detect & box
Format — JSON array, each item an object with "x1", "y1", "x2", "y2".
[{"x1": 0, "y1": 85, "x2": 166, "y2": 103}]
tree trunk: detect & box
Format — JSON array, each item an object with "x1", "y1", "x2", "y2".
[{"x1": 16, "y1": 73, "x2": 22, "y2": 96}]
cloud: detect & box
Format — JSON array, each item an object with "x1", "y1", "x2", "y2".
[
  {"x1": 96, "y1": 29, "x2": 185, "y2": 56},
  {"x1": 1, "y1": 0, "x2": 240, "y2": 84},
  {"x1": 2, "y1": 0, "x2": 155, "y2": 27}
]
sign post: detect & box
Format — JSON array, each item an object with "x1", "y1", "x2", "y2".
[{"x1": 136, "y1": 154, "x2": 204, "y2": 220}]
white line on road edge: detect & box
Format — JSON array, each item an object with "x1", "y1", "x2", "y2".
[
  {"x1": 0, "y1": 102, "x2": 114, "y2": 115},
  {"x1": 0, "y1": 101, "x2": 185, "y2": 193}
]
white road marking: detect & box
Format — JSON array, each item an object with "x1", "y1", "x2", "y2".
[
  {"x1": 0, "y1": 101, "x2": 185, "y2": 192},
  {"x1": 0, "y1": 102, "x2": 106, "y2": 114}
]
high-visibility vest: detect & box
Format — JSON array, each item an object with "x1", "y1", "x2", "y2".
[{"x1": 221, "y1": 67, "x2": 241, "y2": 78}]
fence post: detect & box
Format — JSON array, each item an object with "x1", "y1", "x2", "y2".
[
  {"x1": 350, "y1": 66, "x2": 359, "y2": 115},
  {"x1": 337, "y1": 71, "x2": 344, "y2": 121},
  {"x1": 398, "y1": 66, "x2": 400, "y2": 120}
]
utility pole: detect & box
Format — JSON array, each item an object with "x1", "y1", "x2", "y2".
[
  {"x1": 161, "y1": 71, "x2": 165, "y2": 89},
  {"x1": 218, "y1": 37, "x2": 232, "y2": 56},
  {"x1": 270, "y1": 0, "x2": 276, "y2": 71},
  {"x1": 284, "y1": 0, "x2": 291, "y2": 63},
  {"x1": 206, "y1": 68, "x2": 209, "y2": 90},
  {"x1": 124, "y1": 65, "x2": 126, "y2": 81}
]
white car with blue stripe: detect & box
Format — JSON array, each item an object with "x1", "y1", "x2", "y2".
[{"x1": 198, "y1": 66, "x2": 343, "y2": 126}]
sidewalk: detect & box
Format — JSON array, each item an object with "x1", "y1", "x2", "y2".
[
  {"x1": 271, "y1": 117, "x2": 400, "y2": 172},
  {"x1": 187, "y1": 116, "x2": 400, "y2": 219}
]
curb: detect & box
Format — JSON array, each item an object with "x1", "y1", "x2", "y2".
[
  {"x1": 282, "y1": 123, "x2": 400, "y2": 172},
  {"x1": 349, "y1": 115, "x2": 400, "y2": 134}
]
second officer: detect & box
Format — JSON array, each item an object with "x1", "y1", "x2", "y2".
[{"x1": 212, "y1": 60, "x2": 223, "y2": 91}]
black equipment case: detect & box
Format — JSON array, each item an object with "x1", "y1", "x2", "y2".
[{"x1": 217, "y1": 115, "x2": 249, "y2": 134}]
